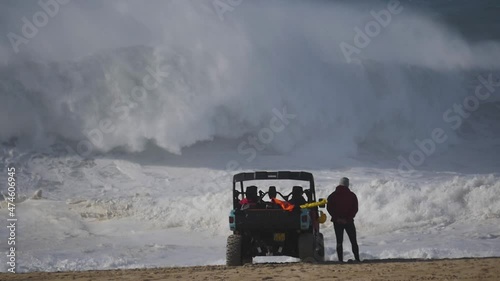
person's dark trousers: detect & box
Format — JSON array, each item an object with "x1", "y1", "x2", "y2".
[{"x1": 333, "y1": 222, "x2": 360, "y2": 262}]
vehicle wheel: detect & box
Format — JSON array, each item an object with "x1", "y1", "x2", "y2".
[
  {"x1": 298, "y1": 233, "x2": 314, "y2": 262},
  {"x1": 226, "y1": 234, "x2": 243, "y2": 266}
]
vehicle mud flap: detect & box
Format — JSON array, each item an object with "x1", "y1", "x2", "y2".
[
  {"x1": 315, "y1": 233, "x2": 325, "y2": 262},
  {"x1": 298, "y1": 233, "x2": 315, "y2": 262},
  {"x1": 242, "y1": 256, "x2": 253, "y2": 265},
  {"x1": 226, "y1": 234, "x2": 243, "y2": 266},
  {"x1": 299, "y1": 233, "x2": 324, "y2": 263}
]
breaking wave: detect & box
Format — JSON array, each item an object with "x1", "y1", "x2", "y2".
[{"x1": 1, "y1": 0, "x2": 500, "y2": 158}]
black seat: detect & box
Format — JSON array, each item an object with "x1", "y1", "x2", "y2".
[
  {"x1": 268, "y1": 186, "x2": 277, "y2": 199},
  {"x1": 246, "y1": 185, "x2": 258, "y2": 202},
  {"x1": 289, "y1": 186, "x2": 306, "y2": 206}
]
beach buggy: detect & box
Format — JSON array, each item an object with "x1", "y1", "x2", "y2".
[{"x1": 226, "y1": 171, "x2": 327, "y2": 266}]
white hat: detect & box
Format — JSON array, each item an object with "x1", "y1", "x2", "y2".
[{"x1": 339, "y1": 177, "x2": 349, "y2": 187}]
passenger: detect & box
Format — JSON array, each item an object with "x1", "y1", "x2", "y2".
[{"x1": 240, "y1": 185, "x2": 259, "y2": 209}]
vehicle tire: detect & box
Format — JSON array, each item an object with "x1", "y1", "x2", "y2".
[
  {"x1": 226, "y1": 234, "x2": 243, "y2": 266},
  {"x1": 298, "y1": 233, "x2": 315, "y2": 262}
]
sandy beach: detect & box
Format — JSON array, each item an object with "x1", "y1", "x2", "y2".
[
  {"x1": 3, "y1": 257, "x2": 499, "y2": 281},
  {"x1": 1, "y1": 0, "x2": 500, "y2": 280}
]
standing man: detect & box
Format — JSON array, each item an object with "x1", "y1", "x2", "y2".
[{"x1": 327, "y1": 177, "x2": 360, "y2": 262}]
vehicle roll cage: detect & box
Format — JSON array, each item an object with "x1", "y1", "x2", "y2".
[{"x1": 232, "y1": 171, "x2": 316, "y2": 209}]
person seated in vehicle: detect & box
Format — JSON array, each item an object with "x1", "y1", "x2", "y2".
[
  {"x1": 288, "y1": 185, "x2": 307, "y2": 207},
  {"x1": 239, "y1": 185, "x2": 260, "y2": 209}
]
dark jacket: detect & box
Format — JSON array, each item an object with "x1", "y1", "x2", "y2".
[{"x1": 327, "y1": 185, "x2": 358, "y2": 223}]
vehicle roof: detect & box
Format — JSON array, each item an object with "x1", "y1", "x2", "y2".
[{"x1": 233, "y1": 171, "x2": 314, "y2": 183}]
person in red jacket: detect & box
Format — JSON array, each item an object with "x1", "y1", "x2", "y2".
[
  {"x1": 327, "y1": 177, "x2": 360, "y2": 262},
  {"x1": 240, "y1": 185, "x2": 259, "y2": 210}
]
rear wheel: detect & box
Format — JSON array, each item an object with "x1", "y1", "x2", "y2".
[{"x1": 226, "y1": 234, "x2": 243, "y2": 266}]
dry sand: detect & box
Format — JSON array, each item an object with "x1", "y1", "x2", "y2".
[{"x1": 2, "y1": 258, "x2": 499, "y2": 281}]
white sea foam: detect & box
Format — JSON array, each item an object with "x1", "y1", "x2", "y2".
[{"x1": 0, "y1": 0, "x2": 499, "y2": 273}]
